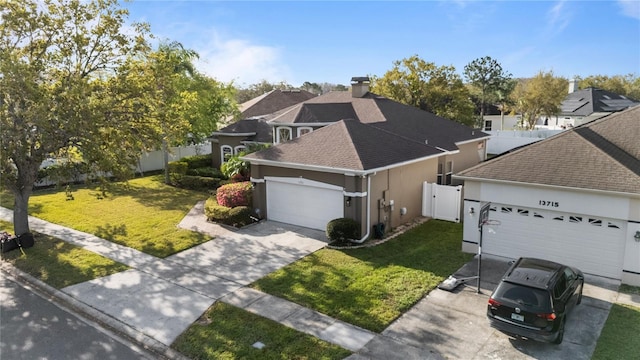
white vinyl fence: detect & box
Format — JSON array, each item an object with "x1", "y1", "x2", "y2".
[
  {"x1": 486, "y1": 130, "x2": 563, "y2": 154},
  {"x1": 36, "y1": 143, "x2": 211, "y2": 187}
]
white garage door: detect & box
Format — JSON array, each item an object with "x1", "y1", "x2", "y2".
[
  {"x1": 483, "y1": 204, "x2": 626, "y2": 279},
  {"x1": 266, "y1": 178, "x2": 344, "y2": 231}
]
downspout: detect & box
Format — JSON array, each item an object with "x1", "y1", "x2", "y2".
[{"x1": 350, "y1": 173, "x2": 372, "y2": 244}]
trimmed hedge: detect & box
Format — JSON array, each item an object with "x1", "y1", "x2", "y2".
[
  {"x1": 204, "y1": 197, "x2": 253, "y2": 227},
  {"x1": 186, "y1": 167, "x2": 224, "y2": 178},
  {"x1": 216, "y1": 182, "x2": 252, "y2": 208},
  {"x1": 180, "y1": 155, "x2": 213, "y2": 169},
  {"x1": 326, "y1": 218, "x2": 361, "y2": 242},
  {"x1": 176, "y1": 175, "x2": 222, "y2": 191}
]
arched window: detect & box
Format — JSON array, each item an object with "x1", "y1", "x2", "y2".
[
  {"x1": 220, "y1": 145, "x2": 233, "y2": 163},
  {"x1": 234, "y1": 145, "x2": 247, "y2": 155},
  {"x1": 276, "y1": 127, "x2": 292, "y2": 143}
]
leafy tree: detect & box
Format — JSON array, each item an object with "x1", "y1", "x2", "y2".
[
  {"x1": 464, "y1": 56, "x2": 513, "y2": 121},
  {"x1": 0, "y1": 0, "x2": 151, "y2": 235},
  {"x1": 130, "y1": 41, "x2": 237, "y2": 183},
  {"x1": 301, "y1": 81, "x2": 323, "y2": 95},
  {"x1": 370, "y1": 55, "x2": 475, "y2": 125},
  {"x1": 235, "y1": 80, "x2": 293, "y2": 103},
  {"x1": 577, "y1": 74, "x2": 640, "y2": 100},
  {"x1": 511, "y1": 71, "x2": 568, "y2": 130}
]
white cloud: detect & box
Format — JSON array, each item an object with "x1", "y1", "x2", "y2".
[
  {"x1": 546, "y1": 1, "x2": 571, "y2": 35},
  {"x1": 192, "y1": 31, "x2": 292, "y2": 87},
  {"x1": 618, "y1": 0, "x2": 640, "y2": 20}
]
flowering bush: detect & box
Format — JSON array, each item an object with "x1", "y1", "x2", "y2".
[{"x1": 215, "y1": 181, "x2": 252, "y2": 208}]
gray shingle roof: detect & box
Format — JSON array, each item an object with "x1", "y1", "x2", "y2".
[
  {"x1": 244, "y1": 119, "x2": 445, "y2": 171},
  {"x1": 239, "y1": 89, "x2": 317, "y2": 119},
  {"x1": 560, "y1": 88, "x2": 639, "y2": 116},
  {"x1": 456, "y1": 105, "x2": 640, "y2": 194}
]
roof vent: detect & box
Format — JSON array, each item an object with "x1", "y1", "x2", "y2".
[{"x1": 351, "y1": 76, "x2": 370, "y2": 98}]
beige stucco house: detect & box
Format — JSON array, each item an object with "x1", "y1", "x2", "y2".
[{"x1": 233, "y1": 78, "x2": 489, "y2": 239}]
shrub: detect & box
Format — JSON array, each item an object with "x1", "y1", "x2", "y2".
[
  {"x1": 204, "y1": 198, "x2": 253, "y2": 227},
  {"x1": 216, "y1": 182, "x2": 252, "y2": 208},
  {"x1": 177, "y1": 175, "x2": 222, "y2": 191},
  {"x1": 180, "y1": 155, "x2": 213, "y2": 169},
  {"x1": 186, "y1": 167, "x2": 224, "y2": 178},
  {"x1": 227, "y1": 206, "x2": 253, "y2": 227},
  {"x1": 204, "y1": 197, "x2": 231, "y2": 221},
  {"x1": 326, "y1": 218, "x2": 360, "y2": 242}
]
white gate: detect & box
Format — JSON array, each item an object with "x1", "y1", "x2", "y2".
[{"x1": 422, "y1": 182, "x2": 462, "y2": 222}]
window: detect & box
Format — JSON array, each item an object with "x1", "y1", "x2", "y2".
[
  {"x1": 553, "y1": 215, "x2": 564, "y2": 221},
  {"x1": 501, "y1": 207, "x2": 512, "y2": 214},
  {"x1": 569, "y1": 216, "x2": 582, "y2": 224},
  {"x1": 533, "y1": 212, "x2": 544, "y2": 218},
  {"x1": 484, "y1": 120, "x2": 492, "y2": 131},
  {"x1": 220, "y1": 145, "x2": 233, "y2": 163},
  {"x1": 234, "y1": 145, "x2": 247, "y2": 155},
  {"x1": 297, "y1": 127, "x2": 313, "y2": 137},
  {"x1": 445, "y1": 161, "x2": 453, "y2": 185},
  {"x1": 553, "y1": 276, "x2": 567, "y2": 299},
  {"x1": 588, "y1": 218, "x2": 602, "y2": 227},
  {"x1": 517, "y1": 209, "x2": 529, "y2": 216},
  {"x1": 276, "y1": 127, "x2": 292, "y2": 143}
]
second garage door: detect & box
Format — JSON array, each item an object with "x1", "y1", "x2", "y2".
[
  {"x1": 266, "y1": 177, "x2": 344, "y2": 231},
  {"x1": 482, "y1": 204, "x2": 626, "y2": 279}
]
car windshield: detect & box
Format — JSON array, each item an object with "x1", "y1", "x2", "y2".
[{"x1": 493, "y1": 282, "x2": 551, "y2": 312}]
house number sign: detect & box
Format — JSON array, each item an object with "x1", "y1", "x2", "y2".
[{"x1": 539, "y1": 200, "x2": 559, "y2": 207}]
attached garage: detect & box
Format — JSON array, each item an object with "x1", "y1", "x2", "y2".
[
  {"x1": 265, "y1": 177, "x2": 344, "y2": 231},
  {"x1": 481, "y1": 204, "x2": 626, "y2": 279},
  {"x1": 456, "y1": 106, "x2": 640, "y2": 285}
]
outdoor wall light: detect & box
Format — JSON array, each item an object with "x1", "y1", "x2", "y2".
[
  {"x1": 346, "y1": 197, "x2": 352, "y2": 207},
  {"x1": 469, "y1": 207, "x2": 475, "y2": 215},
  {"x1": 634, "y1": 231, "x2": 640, "y2": 242}
]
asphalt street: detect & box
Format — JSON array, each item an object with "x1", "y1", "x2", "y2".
[{"x1": 0, "y1": 276, "x2": 153, "y2": 360}]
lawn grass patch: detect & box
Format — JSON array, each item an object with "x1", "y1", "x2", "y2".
[
  {"x1": 591, "y1": 303, "x2": 640, "y2": 360},
  {"x1": 1, "y1": 220, "x2": 129, "y2": 289},
  {"x1": 1, "y1": 176, "x2": 209, "y2": 258},
  {"x1": 172, "y1": 302, "x2": 351, "y2": 360},
  {"x1": 619, "y1": 284, "x2": 640, "y2": 296},
  {"x1": 252, "y1": 220, "x2": 473, "y2": 332}
]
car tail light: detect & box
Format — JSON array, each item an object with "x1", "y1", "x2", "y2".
[
  {"x1": 488, "y1": 298, "x2": 501, "y2": 307},
  {"x1": 536, "y1": 312, "x2": 556, "y2": 320}
]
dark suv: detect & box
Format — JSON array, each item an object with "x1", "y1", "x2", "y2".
[{"x1": 487, "y1": 257, "x2": 584, "y2": 344}]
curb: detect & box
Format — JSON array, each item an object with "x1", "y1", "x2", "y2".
[{"x1": 1, "y1": 262, "x2": 190, "y2": 360}]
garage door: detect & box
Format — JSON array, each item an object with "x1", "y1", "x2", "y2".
[
  {"x1": 482, "y1": 204, "x2": 626, "y2": 279},
  {"x1": 266, "y1": 178, "x2": 344, "y2": 231}
]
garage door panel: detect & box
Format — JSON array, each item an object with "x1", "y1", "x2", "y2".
[
  {"x1": 483, "y1": 205, "x2": 625, "y2": 279},
  {"x1": 267, "y1": 180, "x2": 343, "y2": 231}
]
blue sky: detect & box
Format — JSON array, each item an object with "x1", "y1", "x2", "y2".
[{"x1": 123, "y1": 1, "x2": 640, "y2": 87}]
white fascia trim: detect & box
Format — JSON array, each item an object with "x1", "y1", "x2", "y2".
[
  {"x1": 455, "y1": 136, "x2": 491, "y2": 146},
  {"x1": 264, "y1": 176, "x2": 344, "y2": 191},
  {"x1": 452, "y1": 176, "x2": 640, "y2": 198},
  {"x1": 211, "y1": 132, "x2": 256, "y2": 137},
  {"x1": 242, "y1": 151, "x2": 453, "y2": 177},
  {"x1": 250, "y1": 177, "x2": 265, "y2": 183}
]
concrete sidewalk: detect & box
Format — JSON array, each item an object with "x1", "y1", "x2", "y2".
[{"x1": 0, "y1": 205, "x2": 374, "y2": 354}]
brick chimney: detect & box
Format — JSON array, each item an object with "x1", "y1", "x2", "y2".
[
  {"x1": 568, "y1": 79, "x2": 578, "y2": 94},
  {"x1": 351, "y1": 77, "x2": 370, "y2": 98}
]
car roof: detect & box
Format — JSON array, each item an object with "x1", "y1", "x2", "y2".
[{"x1": 503, "y1": 257, "x2": 564, "y2": 290}]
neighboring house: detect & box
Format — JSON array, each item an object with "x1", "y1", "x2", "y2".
[
  {"x1": 553, "y1": 80, "x2": 640, "y2": 128},
  {"x1": 209, "y1": 89, "x2": 317, "y2": 167},
  {"x1": 482, "y1": 80, "x2": 639, "y2": 131},
  {"x1": 455, "y1": 105, "x2": 640, "y2": 286},
  {"x1": 241, "y1": 77, "x2": 490, "y2": 238}
]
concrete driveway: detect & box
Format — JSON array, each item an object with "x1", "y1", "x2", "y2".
[{"x1": 354, "y1": 256, "x2": 619, "y2": 360}]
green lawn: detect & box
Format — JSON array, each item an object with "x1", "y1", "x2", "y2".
[
  {"x1": 592, "y1": 302, "x2": 640, "y2": 359},
  {"x1": 252, "y1": 220, "x2": 474, "y2": 332},
  {"x1": 172, "y1": 302, "x2": 351, "y2": 360},
  {"x1": 1, "y1": 176, "x2": 209, "y2": 257},
  {"x1": 1, "y1": 220, "x2": 129, "y2": 289}
]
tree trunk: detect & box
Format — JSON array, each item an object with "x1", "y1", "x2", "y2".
[
  {"x1": 12, "y1": 187, "x2": 32, "y2": 235},
  {"x1": 162, "y1": 138, "x2": 170, "y2": 184}
]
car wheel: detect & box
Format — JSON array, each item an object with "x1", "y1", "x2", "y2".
[
  {"x1": 553, "y1": 318, "x2": 565, "y2": 345},
  {"x1": 577, "y1": 281, "x2": 584, "y2": 305}
]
